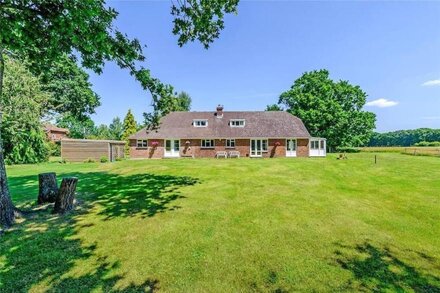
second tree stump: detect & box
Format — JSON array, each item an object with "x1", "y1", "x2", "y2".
[{"x1": 53, "y1": 177, "x2": 78, "y2": 214}]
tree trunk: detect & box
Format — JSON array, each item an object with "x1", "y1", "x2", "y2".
[
  {"x1": 0, "y1": 49, "x2": 16, "y2": 228},
  {"x1": 37, "y1": 172, "x2": 58, "y2": 204},
  {"x1": 53, "y1": 177, "x2": 78, "y2": 214}
]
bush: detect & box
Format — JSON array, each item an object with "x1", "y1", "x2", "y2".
[
  {"x1": 414, "y1": 141, "x2": 440, "y2": 147},
  {"x1": 84, "y1": 158, "x2": 96, "y2": 163},
  {"x1": 48, "y1": 141, "x2": 61, "y2": 156},
  {"x1": 335, "y1": 146, "x2": 360, "y2": 153},
  {"x1": 100, "y1": 156, "x2": 109, "y2": 163}
]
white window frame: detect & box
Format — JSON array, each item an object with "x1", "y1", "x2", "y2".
[
  {"x1": 311, "y1": 140, "x2": 320, "y2": 150},
  {"x1": 193, "y1": 119, "x2": 208, "y2": 127},
  {"x1": 137, "y1": 139, "x2": 148, "y2": 148},
  {"x1": 229, "y1": 119, "x2": 245, "y2": 127},
  {"x1": 201, "y1": 139, "x2": 215, "y2": 148},
  {"x1": 262, "y1": 139, "x2": 268, "y2": 152},
  {"x1": 226, "y1": 139, "x2": 235, "y2": 148}
]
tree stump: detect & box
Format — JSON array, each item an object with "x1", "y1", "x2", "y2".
[
  {"x1": 53, "y1": 177, "x2": 78, "y2": 214},
  {"x1": 37, "y1": 172, "x2": 58, "y2": 204}
]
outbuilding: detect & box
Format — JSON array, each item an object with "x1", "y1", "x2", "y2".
[{"x1": 61, "y1": 139, "x2": 125, "y2": 162}]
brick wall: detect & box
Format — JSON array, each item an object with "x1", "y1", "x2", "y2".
[
  {"x1": 48, "y1": 131, "x2": 68, "y2": 142},
  {"x1": 129, "y1": 138, "x2": 310, "y2": 158},
  {"x1": 297, "y1": 139, "x2": 309, "y2": 157},
  {"x1": 129, "y1": 139, "x2": 164, "y2": 159}
]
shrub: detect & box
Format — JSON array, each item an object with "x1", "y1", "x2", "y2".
[
  {"x1": 84, "y1": 158, "x2": 96, "y2": 163},
  {"x1": 335, "y1": 146, "x2": 360, "y2": 153},
  {"x1": 100, "y1": 156, "x2": 109, "y2": 163},
  {"x1": 48, "y1": 141, "x2": 61, "y2": 156},
  {"x1": 414, "y1": 141, "x2": 440, "y2": 147}
]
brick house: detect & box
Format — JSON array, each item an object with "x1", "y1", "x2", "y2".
[
  {"x1": 44, "y1": 124, "x2": 69, "y2": 142},
  {"x1": 129, "y1": 106, "x2": 326, "y2": 159}
]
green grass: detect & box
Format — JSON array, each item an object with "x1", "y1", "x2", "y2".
[
  {"x1": 1, "y1": 153, "x2": 440, "y2": 292},
  {"x1": 360, "y1": 146, "x2": 440, "y2": 157}
]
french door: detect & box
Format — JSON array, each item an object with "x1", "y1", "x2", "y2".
[
  {"x1": 250, "y1": 139, "x2": 263, "y2": 157},
  {"x1": 286, "y1": 139, "x2": 297, "y2": 157},
  {"x1": 165, "y1": 139, "x2": 180, "y2": 157}
]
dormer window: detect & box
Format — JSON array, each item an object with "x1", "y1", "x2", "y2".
[
  {"x1": 193, "y1": 119, "x2": 208, "y2": 127},
  {"x1": 230, "y1": 119, "x2": 245, "y2": 127}
]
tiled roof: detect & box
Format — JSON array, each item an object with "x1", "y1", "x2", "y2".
[
  {"x1": 44, "y1": 124, "x2": 69, "y2": 133},
  {"x1": 130, "y1": 111, "x2": 311, "y2": 139}
]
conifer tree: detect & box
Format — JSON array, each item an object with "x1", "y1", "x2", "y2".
[{"x1": 122, "y1": 110, "x2": 137, "y2": 155}]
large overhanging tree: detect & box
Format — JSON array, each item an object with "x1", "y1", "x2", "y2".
[
  {"x1": 0, "y1": 0, "x2": 239, "y2": 228},
  {"x1": 279, "y1": 70, "x2": 376, "y2": 150}
]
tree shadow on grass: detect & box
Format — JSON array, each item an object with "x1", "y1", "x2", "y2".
[
  {"x1": 1, "y1": 171, "x2": 199, "y2": 292},
  {"x1": 0, "y1": 213, "x2": 159, "y2": 292},
  {"x1": 334, "y1": 242, "x2": 440, "y2": 292},
  {"x1": 9, "y1": 171, "x2": 199, "y2": 220}
]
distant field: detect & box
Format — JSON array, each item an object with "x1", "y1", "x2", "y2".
[
  {"x1": 359, "y1": 146, "x2": 440, "y2": 157},
  {"x1": 1, "y1": 153, "x2": 439, "y2": 292}
]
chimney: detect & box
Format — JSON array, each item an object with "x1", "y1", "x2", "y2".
[{"x1": 216, "y1": 105, "x2": 224, "y2": 118}]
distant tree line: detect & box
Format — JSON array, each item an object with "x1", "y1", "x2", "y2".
[{"x1": 368, "y1": 128, "x2": 440, "y2": 147}]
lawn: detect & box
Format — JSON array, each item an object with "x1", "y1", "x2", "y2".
[{"x1": 1, "y1": 153, "x2": 439, "y2": 292}]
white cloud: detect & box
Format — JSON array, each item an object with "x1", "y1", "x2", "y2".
[
  {"x1": 422, "y1": 79, "x2": 440, "y2": 87},
  {"x1": 365, "y1": 98, "x2": 398, "y2": 108}
]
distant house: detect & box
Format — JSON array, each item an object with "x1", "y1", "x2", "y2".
[
  {"x1": 129, "y1": 105, "x2": 326, "y2": 159},
  {"x1": 44, "y1": 124, "x2": 69, "y2": 142}
]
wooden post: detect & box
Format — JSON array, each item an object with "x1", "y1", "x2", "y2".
[
  {"x1": 53, "y1": 177, "x2": 78, "y2": 214},
  {"x1": 37, "y1": 172, "x2": 58, "y2": 204}
]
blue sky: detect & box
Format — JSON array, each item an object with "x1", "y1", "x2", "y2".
[{"x1": 88, "y1": 1, "x2": 440, "y2": 132}]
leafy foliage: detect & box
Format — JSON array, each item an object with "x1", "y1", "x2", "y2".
[
  {"x1": 171, "y1": 0, "x2": 239, "y2": 48},
  {"x1": 0, "y1": 0, "x2": 236, "y2": 121},
  {"x1": 414, "y1": 141, "x2": 440, "y2": 147},
  {"x1": 279, "y1": 70, "x2": 376, "y2": 149},
  {"x1": 369, "y1": 128, "x2": 440, "y2": 146},
  {"x1": 1, "y1": 57, "x2": 49, "y2": 164},
  {"x1": 57, "y1": 116, "x2": 96, "y2": 139},
  {"x1": 143, "y1": 91, "x2": 192, "y2": 128},
  {"x1": 122, "y1": 110, "x2": 137, "y2": 155},
  {"x1": 265, "y1": 104, "x2": 283, "y2": 111},
  {"x1": 40, "y1": 55, "x2": 101, "y2": 121},
  {"x1": 108, "y1": 117, "x2": 124, "y2": 141}
]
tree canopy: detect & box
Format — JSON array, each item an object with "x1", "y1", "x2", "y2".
[
  {"x1": 368, "y1": 128, "x2": 440, "y2": 147},
  {"x1": 265, "y1": 104, "x2": 283, "y2": 111},
  {"x1": 1, "y1": 57, "x2": 49, "y2": 164},
  {"x1": 279, "y1": 70, "x2": 376, "y2": 149},
  {"x1": 40, "y1": 55, "x2": 101, "y2": 121},
  {"x1": 143, "y1": 91, "x2": 192, "y2": 128}
]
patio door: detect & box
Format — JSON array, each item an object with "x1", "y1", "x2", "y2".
[
  {"x1": 250, "y1": 139, "x2": 263, "y2": 157},
  {"x1": 165, "y1": 139, "x2": 180, "y2": 157},
  {"x1": 286, "y1": 139, "x2": 297, "y2": 157}
]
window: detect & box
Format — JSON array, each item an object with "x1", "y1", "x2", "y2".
[
  {"x1": 230, "y1": 119, "x2": 245, "y2": 127},
  {"x1": 137, "y1": 140, "x2": 148, "y2": 148},
  {"x1": 320, "y1": 140, "x2": 325, "y2": 149},
  {"x1": 262, "y1": 139, "x2": 268, "y2": 152},
  {"x1": 201, "y1": 139, "x2": 215, "y2": 148},
  {"x1": 311, "y1": 141, "x2": 319, "y2": 150},
  {"x1": 193, "y1": 119, "x2": 208, "y2": 127},
  {"x1": 226, "y1": 139, "x2": 235, "y2": 148}
]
